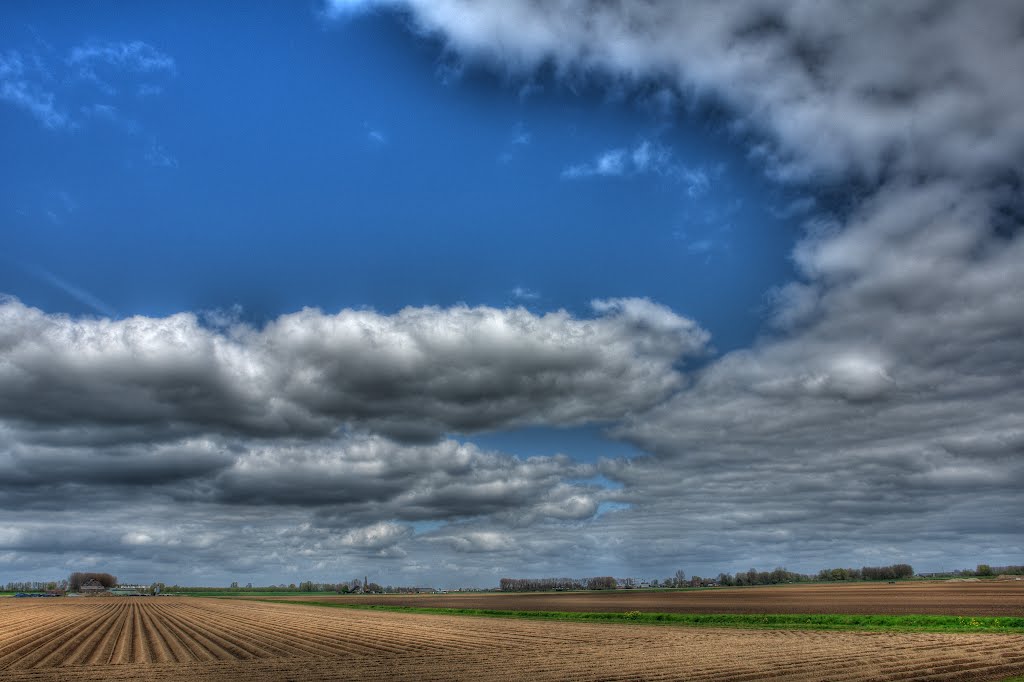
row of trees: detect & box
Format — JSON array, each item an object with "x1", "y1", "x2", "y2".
[
  {"x1": 499, "y1": 564, "x2": 921, "y2": 591},
  {"x1": 162, "y1": 579, "x2": 396, "y2": 594},
  {"x1": 974, "y1": 564, "x2": 1023, "y2": 576},
  {"x1": 5, "y1": 580, "x2": 68, "y2": 592},
  {"x1": 816, "y1": 564, "x2": 915, "y2": 582},
  {"x1": 499, "y1": 577, "x2": 619, "y2": 592}
]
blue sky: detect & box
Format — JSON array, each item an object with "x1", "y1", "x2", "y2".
[
  {"x1": 2, "y1": 1, "x2": 1021, "y2": 588},
  {"x1": 1, "y1": 3, "x2": 796, "y2": 349}
]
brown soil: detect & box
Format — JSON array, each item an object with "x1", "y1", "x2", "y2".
[
  {"x1": 253, "y1": 580, "x2": 1024, "y2": 617},
  {"x1": 1, "y1": 597, "x2": 1023, "y2": 681}
]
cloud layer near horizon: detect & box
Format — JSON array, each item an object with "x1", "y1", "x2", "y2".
[{"x1": 3, "y1": 0, "x2": 1023, "y2": 585}]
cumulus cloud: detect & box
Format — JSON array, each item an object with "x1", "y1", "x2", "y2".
[
  {"x1": 0, "y1": 296, "x2": 707, "y2": 444},
  {"x1": 365, "y1": 0, "x2": 1024, "y2": 181}
]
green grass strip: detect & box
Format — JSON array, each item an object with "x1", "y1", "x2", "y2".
[
  {"x1": 169, "y1": 591, "x2": 309, "y2": 597},
  {"x1": 216, "y1": 597, "x2": 1024, "y2": 634}
]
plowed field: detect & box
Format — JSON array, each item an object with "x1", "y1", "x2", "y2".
[
  {"x1": 251, "y1": 581, "x2": 1024, "y2": 616},
  {"x1": 2, "y1": 598, "x2": 1023, "y2": 681}
]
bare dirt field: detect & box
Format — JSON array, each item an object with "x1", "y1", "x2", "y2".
[
  {"x1": 1, "y1": 597, "x2": 1023, "y2": 681},
  {"x1": 248, "y1": 580, "x2": 1024, "y2": 617}
]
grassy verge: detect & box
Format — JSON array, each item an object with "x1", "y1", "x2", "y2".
[
  {"x1": 168, "y1": 591, "x2": 311, "y2": 597},
  {"x1": 223, "y1": 598, "x2": 1024, "y2": 634}
]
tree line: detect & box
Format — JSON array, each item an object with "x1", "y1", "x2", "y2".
[
  {"x1": 500, "y1": 564, "x2": 921, "y2": 591},
  {"x1": 815, "y1": 564, "x2": 914, "y2": 581},
  {"x1": 499, "y1": 577, "x2": 618, "y2": 592},
  {"x1": 5, "y1": 580, "x2": 68, "y2": 592}
]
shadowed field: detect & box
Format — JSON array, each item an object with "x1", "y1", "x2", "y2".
[
  {"x1": 1, "y1": 597, "x2": 1023, "y2": 681},
  {"x1": 243, "y1": 580, "x2": 1024, "y2": 617}
]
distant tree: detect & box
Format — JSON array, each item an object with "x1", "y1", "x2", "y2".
[
  {"x1": 976, "y1": 564, "x2": 992, "y2": 577},
  {"x1": 366, "y1": 582, "x2": 382, "y2": 593},
  {"x1": 230, "y1": 581, "x2": 239, "y2": 589},
  {"x1": 674, "y1": 569, "x2": 686, "y2": 586},
  {"x1": 586, "y1": 576, "x2": 617, "y2": 590}
]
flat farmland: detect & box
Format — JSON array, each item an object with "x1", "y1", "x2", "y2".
[
  {"x1": 2, "y1": 597, "x2": 1024, "y2": 681},
  {"x1": 248, "y1": 580, "x2": 1024, "y2": 617}
]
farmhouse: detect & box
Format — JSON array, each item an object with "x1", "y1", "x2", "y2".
[{"x1": 79, "y1": 579, "x2": 107, "y2": 595}]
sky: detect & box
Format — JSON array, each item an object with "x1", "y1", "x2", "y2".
[{"x1": 0, "y1": 1, "x2": 1021, "y2": 588}]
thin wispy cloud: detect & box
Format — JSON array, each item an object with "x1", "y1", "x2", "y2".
[
  {"x1": 562, "y1": 139, "x2": 698, "y2": 186},
  {"x1": 68, "y1": 41, "x2": 176, "y2": 77},
  {"x1": 1, "y1": 39, "x2": 174, "y2": 131},
  {"x1": 680, "y1": 167, "x2": 710, "y2": 198},
  {"x1": 144, "y1": 140, "x2": 178, "y2": 168},
  {"x1": 511, "y1": 285, "x2": 539, "y2": 300},
  {"x1": 363, "y1": 121, "x2": 388, "y2": 145},
  {"x1": 0, "y1": 51, "x2": 71, "y2": 129},
  {"x1": 498, "y1": 122, "x2": 531, "y2": 162},
  {"x1": 25, "y1": 266, "x2": 118, "y2": 318}
]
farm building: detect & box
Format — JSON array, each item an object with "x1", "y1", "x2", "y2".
[
  {"x1": 79, "y1": 579, "x2": 108, "y2": 595},
  {"x1": 110, "y1": 584, "x2": 148, "y2": 596}
]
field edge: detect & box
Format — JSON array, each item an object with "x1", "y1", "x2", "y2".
[{"x1": 218, "y1": 597, "x2": 1024, "y2": 634}]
